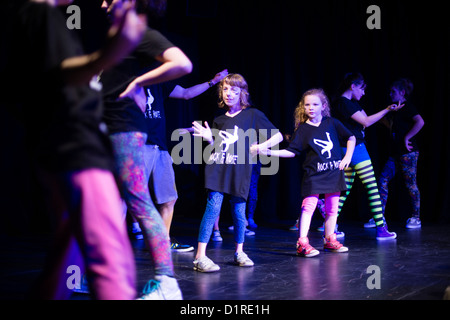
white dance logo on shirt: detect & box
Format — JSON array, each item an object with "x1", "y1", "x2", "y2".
[
  {"x1": 145, "y1": 88, "x2": 161, "y2": 119},
  {"x1": 313, "y1": 132, "x2": 333, "y2": 159}
]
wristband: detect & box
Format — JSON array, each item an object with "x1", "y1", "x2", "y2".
[{"x1": 208, "y1": 81, "x2": 215, "y2": 88}]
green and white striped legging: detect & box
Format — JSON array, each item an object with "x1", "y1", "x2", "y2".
[{"x1": 339, "y1": 159, "x2": 385, "y2": 227}]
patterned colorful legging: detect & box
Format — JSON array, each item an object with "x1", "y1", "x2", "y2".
[
  {"x1": 110, "y1": 132, "x2": 174, "y2": 277},
  {"x1": 378, "y1": 152, "x2": 420, "y2": 218}
]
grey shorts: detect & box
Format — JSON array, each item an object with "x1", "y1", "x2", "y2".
[{"x1": 143, "y1": 145, "x2": 178, "y2": 205}]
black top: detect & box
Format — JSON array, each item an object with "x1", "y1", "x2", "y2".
[
  {"x1": 2, "y1": 1, "x2": 114, "y2": 172},
  {"x1": 101, "y1": 28, "x2": 175, "y2": 138},
  {"x1": 387, "y1": 100, "x2": 420, "y2": 156},
  {"x1": 204, "y1": 108, "x2": 278, "y2": 200},
  {"x1": 333, "y1": 96, "x2": 366, "y2": 145},
  {"x1": 143, "y1": 82, "x2": 176, "y2": 150},
  {"x1": 287, "y1": 117, "x2": 353, "y2": 197}
]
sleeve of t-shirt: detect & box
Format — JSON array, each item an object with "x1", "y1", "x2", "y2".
[
  {"x1": 253, "y1": 109, "x2": 278, "y2": 141},
  {"x1": 332, "y1": 118, "x2": 354, "y2": 146},
  {"x1": 337, "y1": 98, "x2": 362, "y2": 119},
  {"x1": 286, "y1": 128, "x2": 304, "y2": 156},
  {"x1": 135, "y1": 28, "x2": 175, "y2": 61},
  {"x1": 405, "y1": 103, "x2": 420, "y2": 118}
]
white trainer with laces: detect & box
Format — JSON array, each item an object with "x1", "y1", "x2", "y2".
[
  {"x1": 234, "y1": 251, "x2": 254, "y2": 267},
  {"x1": 193, "y1": 256, "x2": 220, "y2": 272},
  {"x1": 137, "y1": 275, "x2": 183, "y2": 300}
]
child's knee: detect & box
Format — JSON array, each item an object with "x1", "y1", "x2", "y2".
[
  {"x1": 326, "y1": 207, "x2": 338, "y2": 216},
  {"x1": 301, "y1": 196, "x2": 318, "y2": 216}
]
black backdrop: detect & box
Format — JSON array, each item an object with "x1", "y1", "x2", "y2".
[
  {"x1": 162, "y1": 0, "x2": 450, "y2": 226},
  {"x1": 1, "y1": 0, "x2": 449, "y2": 235}
]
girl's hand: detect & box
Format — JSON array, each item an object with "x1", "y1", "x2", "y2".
[
  {"x1": 387, "y1": 101, "x2": 404, "y2": 111},
  {"x1": 405, "y1": 137, "x2": 413, "y2": 152},
  {"x1": 250, "y1": 143, "x2": 271, "y2": 156},
  {"x1": 339, "y1": 155, "x2": 352, "y2": 170},
  {"x1": 119, "y1": 82, "x2": 147, "y2": 113},
  {"x1": 211, "y1": 69, "x2": 228, "y2": 85},
  {"x1": 192, "y1": 121, "x2": 213, "y2": 144},
  {"x1": 250, "y1": 143, "x2": 259, "y2": 156}
]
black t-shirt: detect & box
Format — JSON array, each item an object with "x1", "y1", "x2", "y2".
[
  {"x1": 204, "y1": 108, "x2": 278, "y2": 200},
  {"x1": 1, "y1": 1, "x2": 114, "y2": 172},
  {"x1": 101, "y1": 28, "x2": 175, "y2": 136},
  {"x1": 286, "y1": 117, "x2": 353, "y2": 197},
  {"x1": 387, "y1": 101, "x2": 420, "y2": 156},
  {"x1": 333, "y1": 96, "x2": 366, "y2": 145},
  {"x1": 143, "y1": 82, "x2": 176, "y2": 150}
]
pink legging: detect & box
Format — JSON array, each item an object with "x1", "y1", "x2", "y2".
[
  {"x1": 300, "y1": 192, "x2": 340, "y2": 238},
  {"x1": 33, "y1": 169, "x2": 136, "y2": 300}
]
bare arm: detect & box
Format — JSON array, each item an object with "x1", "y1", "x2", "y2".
[
  {"x1": 339, "y1": 136, "x2": 356, "y2": 170},
  {"x1": 256, "y1": 132, "x2": 284, "y2": 150},
  {"x1": 118, "y1": 46, "x2": 193, "y2": 112},
  {"x1": 264, "y1": 149, "x2": 296, "y2": 158},
  {"x1": 119, "y1": 47, "x2": 193, "y2": 100},
  {"x1": 351, "y1": 102, "x2": 403, "y2": 128},
  {"x1": 250, "y1": 132, "x2": 294, "y2": 158},
  {"x1": 169, "y1": 69, "x2": 228, "y2": 100},
  {"x1": 405, "y1": 114, "x2": 425, "y2": 151}
]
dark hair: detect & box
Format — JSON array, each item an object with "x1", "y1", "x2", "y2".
[
  {"x1": 391, "y1": 78, "x2": 414, "y2": 98},
  {"x1": 337, "y1": 72, "x2": 366, "y2": 95},
  {"x1": 136, "y1": 0, "x2": 167, "y2": 16}
]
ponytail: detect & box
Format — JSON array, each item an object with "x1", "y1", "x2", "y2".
[{"x1": 337, "y1": 72, "x2": 366, "y2": 96}]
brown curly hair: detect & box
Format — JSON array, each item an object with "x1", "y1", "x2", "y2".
[{"x1": 294, "y1": 88, "x2": 331, "y2": 129}]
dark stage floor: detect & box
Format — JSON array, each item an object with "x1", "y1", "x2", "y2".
[{"x1": 1, "y1": 218, "x2": 449, "y2": 301}]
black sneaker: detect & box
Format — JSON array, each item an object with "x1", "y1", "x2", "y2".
[{"x1": 170, "y1": 238, "x2": 194, "y2": 252}]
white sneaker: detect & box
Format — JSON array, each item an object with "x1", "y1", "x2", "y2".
[
  {"x1": 234, "y1": 252, "x2": 254, "y2": 267},
  {"x1": 137, "y1": 275, "x2": 183, "y2": 300},
  {"x1": 406, "y1": 217, "x2": 421, "y2": 229},
  {"x1": 193, "y1": 256, "x2": 220, "y2": 272}
]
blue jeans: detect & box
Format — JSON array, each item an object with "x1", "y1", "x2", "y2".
[{"x1": 198, "y1": 191, "x2": 247, "y2": 244}]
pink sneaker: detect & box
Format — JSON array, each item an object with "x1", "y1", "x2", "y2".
[
  {"x1": 323, "y1": 233, "x2": 348, "y2": 253},
  {"x1": 296, "y1": 237, "x2": 319, "y2": 257}
]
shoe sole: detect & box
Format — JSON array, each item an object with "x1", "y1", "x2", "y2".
[
  {"x1": 163, "y1": 290, "x2": 183, "y2": 300},
  {"x1": 193, "y1": 265, "x2": 220, "y2": 273},
  {"x1": 171, "y1": 247, "x2": 194, "y2": 252},
  {"x1": 324, "y1": 247, "x2": 349, "y2": 253},
  {"x1": 297, "y1": 251, "x2": 320, "y2": 258},
  {"x1": 376, "y1": 232, "x2": 397, "y2": 240}
]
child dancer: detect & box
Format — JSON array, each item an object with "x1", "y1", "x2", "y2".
[
  {"x1": 332, "y1": 73, "x2": 400, "y2": 239},
  {"x1": 192, "y1": 74, "x2": 283, "y2": 271},
  {"x1": 378, "y1": 79, "x2": 424, "y2": 228},
  {"x1": 252, "y1": 89, "x2": 355, "y2": 257}
]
